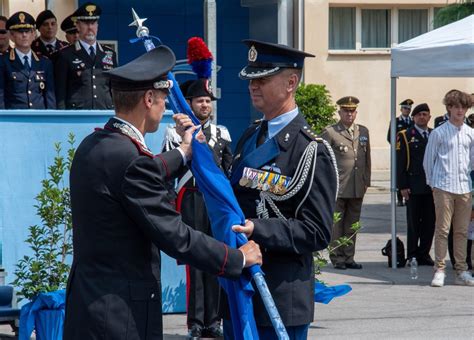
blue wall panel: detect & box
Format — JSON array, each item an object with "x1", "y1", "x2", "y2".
[
  {"x1": 0, "y1": 110, "x2": 185, "y2": 313},
  {"x1": 80, "y1": 0, "x2": 252, "y2": 147}
]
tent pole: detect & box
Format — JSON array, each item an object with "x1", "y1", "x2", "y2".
[{"x1": 390, "y1": 77, "x2": 398, "y2": 269}]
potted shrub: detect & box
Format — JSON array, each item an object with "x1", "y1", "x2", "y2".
[{"x1": 12, "y1": 134, "x2": 75, "y2": 340}]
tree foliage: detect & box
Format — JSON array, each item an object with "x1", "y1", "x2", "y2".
[
  {"x1": 434, "y1": 1, "x2": 474, "y2": 28},
  {"x1": 296, "y1": 83, "x2": 337, "y2": 134},
  {"x1": 12, "y1": 134, "x2": 76, "y2": 301}
]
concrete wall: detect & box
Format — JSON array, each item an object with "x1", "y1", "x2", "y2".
[{"x1": 304, "y1": 0, "x2": 474, "y2": 170}]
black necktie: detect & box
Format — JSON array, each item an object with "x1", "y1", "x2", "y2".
[
  {"x1": 46, "y1": 44, "x2": 54, "y2": 55},
  {"x1": 23, "y1": 55, "x2": 30, "y2": 71},
  {"x1": 257, "y1": 120, "x2": 268, "y2": 147},
  {"x1": 89, "y1": 45, "x2": 95, "y2": 60},
  {"x1": 423, "y1": 131, "x2": 428, "y2": 140}
]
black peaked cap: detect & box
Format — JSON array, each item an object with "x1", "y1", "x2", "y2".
[
  {"x1": 105, "y1": 46, "x2": 176, "y2": 91},
  {"x1": 36, "y1": 10, "x2": 56, "y2": 28},
  {"x1": 186, "y1": 78, "x2": 216, "y2": 100},
  {"x1": 61, "y1": 14, "x2": 78, "y2": 33}
]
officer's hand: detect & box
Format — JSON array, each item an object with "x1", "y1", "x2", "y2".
[
  {"x1": 238, "y1": 240, "x2": 262, "y2": 267},
  {"x1": 401, "y1": 188, "x2": 410, "y2": 200},
  {"x1": 178, "y1": 125, "x2": 199, "y2": 159},
  {"x1": 232, "y1": 219, "x2": 254, "y2": 238},
  {"x1": 173, "y1": 114, "x2": 194, "y2": 138}
]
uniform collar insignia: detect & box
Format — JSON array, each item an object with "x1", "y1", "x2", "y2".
[{"x1": 106, "y1": 118, "x2": 152, "y2": 155}]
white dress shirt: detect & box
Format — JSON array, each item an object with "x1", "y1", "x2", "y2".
[{"x1": 423, "y1": 121, "x2": 474, "y2": 194}]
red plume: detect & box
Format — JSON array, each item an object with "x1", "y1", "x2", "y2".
[{"x1": 187, "y1": 37, "x2": 213, "y2": 63}]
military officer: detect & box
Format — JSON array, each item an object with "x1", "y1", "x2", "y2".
[
  {"x1": 387, "y1": 99, "x2": 414, "y2": 206},
  {"x1": 321, "y1": 96, "x2": 371, "y2": 270},
  {"x1": 31, "y1": 10, "x2": 68, "y2": 60},
  {"x1": 0, "y1": 11, "x2": 55, "y2": 109},
  {"x1": 60, "y1": 14, "x2": 79, "y2": 45},
  {"x1": 0, "y1": 16, "x2": 11, "y2": 54},
  {"x1": 163, "y1": 78, "x2": 232, "y2": 338},
  {"x1": 63, "y1": 46, "x2": 262, "y2": 340},
  {"x1": 54, "y1": 2, "x2": 117, "y2": 109},
  {"x1": 177, "y1": 40, "x2": 338, "y2": 339},
  {"x1": 396, "y1": 103, "x2": 435, "y2": 265}
]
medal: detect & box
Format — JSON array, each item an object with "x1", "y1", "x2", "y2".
[{"x1": 239, "y1": 177, "x2": 249, "y2": 187}]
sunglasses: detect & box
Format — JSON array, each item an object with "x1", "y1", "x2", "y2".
[{"x1": 0, "y1": 29, "x2": 7, "y2": 34}]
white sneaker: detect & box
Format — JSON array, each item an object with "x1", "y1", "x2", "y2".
[
  {"x1": 431, "y1": 271, "x2": 445, "y2": 287},
  {"x1": 454, "y1": 271, "x2": 474, "y2": 286}
]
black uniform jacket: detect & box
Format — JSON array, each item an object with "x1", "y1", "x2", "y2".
[
  {"x1": 0, "y1": 49, "x2": 56, "y2": 109},
  {"x1": 31, "y1": 37, "x2": 69, "y2": 62},
  {"x1": 229, "y1": 113, "x2": 337, "y2": 327},
  {"x1": 54, "y1": 41, "x2": 116, "y2": 109},
  {"x1": 396, "y1": 126, "x2": 432, "y2": 195},
  {"x1": 64, "y1": 118, "x2": 243, "y2": 339},
  {"x1": 387, "y1": 115, "x2": 413, "y2": 143}
]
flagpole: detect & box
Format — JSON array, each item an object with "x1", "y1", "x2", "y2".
[{"x1": 129, "y1": 9, "x2": 289, "y2": 339}]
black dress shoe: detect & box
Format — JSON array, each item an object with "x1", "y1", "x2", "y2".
[
  {"x1": 417, "y1": 256, "x2": 434, "y2": 266},
  {"x1": 345, "y1": 262, "x2": 363, "y2": 269},
  {"x1": 202, "y1": 325, "x2": 224, "y2": 338},
  {"x1": 397, "y1": 200, "x2": 404, "y2": 207},
  {"x1": 333, "y1": 263, "x2": 346, "y2": 270},
  {"x1": 188, "y1": 325, "x2": 202, "y2": 339}
]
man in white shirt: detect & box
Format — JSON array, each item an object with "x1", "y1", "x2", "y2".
[{"x1": 423, "y1": 89, "x2": 474, "y2": 287}]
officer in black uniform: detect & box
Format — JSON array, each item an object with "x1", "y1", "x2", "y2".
[
  {"x1": 396, "y1": 103, "x2": 435, "y2": 265},
  {"x1": 63, "y1": 46, "x2": 262, "y2": 340},
  {"x1": 54, "y1": 2, "x2": 117, "y2": 109},
  {"x1": 60, "y1": 14, "x2": 79, "y2": 45},
  {"x1": 0, "y1": 11, "x2": 55, "y2": 109},
  {"x1": 388, "y1": 99, "x2": 414, "y2": 206},
  {"x1": 223, "y1": 40, "x2": 337, "y2": 339},
  {"x1": 163, "y1": 78, "x2": 232, "y2": 339},
  {"x1": 31, "y1": 10, "x2": 68, "y2": 61}
]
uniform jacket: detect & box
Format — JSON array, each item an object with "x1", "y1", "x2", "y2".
[
  {"x1": 229, "y1": 113, "x2": 337, "y2": 327},
  {"x1": 321, "y1": 121, "x2": 371, "y2": 198},
  {"x1": 54, "y1": 41, "x2": 116, "y2": 109},
  {"x1": 0, "y1": 49, "x2": 56, "y2": 109},
  {"x1": 64, "y1": 117, "x2": 243, "y2": 339},
  {"x1": 434, "y1": 114, "x2": 448, "y2": 128},
  {"x1": 31, "y1": 37, "x2": 69, "y2": 62},
  {"x1": 387, "y1": 115, "x2": 413, "y2": 143},
  {"x1": 396, "y1": 126, "x2": 432, "y2": 195}
]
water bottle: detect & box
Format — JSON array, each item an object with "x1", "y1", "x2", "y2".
[{"x1": 410, "y1": 257, "x2": 418, "y2": 280}]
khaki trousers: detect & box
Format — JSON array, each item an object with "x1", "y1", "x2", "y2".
[
  {"x1": 432, "y1": 188, "x2": 472, "y2": 273},
  {"x1": 330, "y1": 197, "x2": 363, "y2": 265}
]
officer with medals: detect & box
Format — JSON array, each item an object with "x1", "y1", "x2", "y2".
[
  {"x1": 64, "y1": 46, "x2": 262, "y2": 339},
  {"x1": 321, "y1": 96, "x2": 371, "y2": 270},
  {"x1": 387, "y1": 99, "x2": 414, "y2": 206},
  {"x1": 0, "y1": 11, "x2": 56, "y2": 109},
  {"x1": 54, "y1": 2, "x2": 117, "y2": 109},
  {"x1": 0, "y1": 16, "x2": 11, "y2": 55},
  {"x1": 31, "y1": 10, "x2": 68, "y2": 61},
  {"x1": 396, "y1": 103, "x2": 435, "y2": 266},
  {"x1": 60, "y1": 14, "x2": 79, "y2": 45},
  {"x1": 163, "y1": 78, "x2": 232, "y2": 339},
  {"x1": 179, "y1": 40, "x2": 337, "y2": 339}
]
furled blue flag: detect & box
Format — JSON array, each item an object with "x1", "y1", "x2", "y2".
[{"x1": 314, "y1": 282, "x2": 352, "y2": 304}]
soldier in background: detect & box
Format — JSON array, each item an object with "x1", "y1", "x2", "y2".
[
  {"x1": 0, "y1": 11, "x2": 55, "y2": 109},
  {"x1": 61, "y1": 14, "x2": 79, "y2": 45},
  {"x1": 387, "y1": 99, "x2": 414, "y2": 206},
  {"x1": 396, "y1": 103, "x2": 435, "y2": 266},
  {"x1": 0, "y1": 16, "x2": 11, "y2": 54},
  {"x1": 321, "y1": 96, "x2": 371, "y2": 270},
  {"x1": 32, "y1": 10, "x2": 68, "y2": 60},
  {"x1": 55, "y1": 2, "x2": 117, "y2": 109},
  {"x1": 163, "y1": 79, "x2": 232, "y2": 339}
]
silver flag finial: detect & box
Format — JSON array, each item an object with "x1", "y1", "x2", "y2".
[{"x1": 129, "y1": 8, "x2": 149, "y2": 38}]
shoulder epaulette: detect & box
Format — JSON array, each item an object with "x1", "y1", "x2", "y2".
[
  {"x1": 301, "y1": 125, "x2": 319, "y2": 141},
  {"x1": 217, "y1": 125, "x2": 231, "y2": 142},
  {"x1": 164, "y1": 124, "x2": 182, "y2": 144}
]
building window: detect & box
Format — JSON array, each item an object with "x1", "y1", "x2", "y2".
[
  {"x1": 361, "y1": 9, "x2": 391, "y2": 48},
  {"x1": 398, "y1": 9, "x2": 428, "y2": 43},
  {"x1": 329, "y1": 7, "x2": 355, "y2": 50}
]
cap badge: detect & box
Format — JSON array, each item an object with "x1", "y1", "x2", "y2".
[
  {"x1": 19, "y1": 13, "x2": 25, "y2": 23},
  {"x1": 205, "y1": 79, "x2": 213, "y2": 95},
  {"x1": 85, "y1": 5, "x2": 96, "y2": 16},
  {"x1": 248, "y1": 45, "x2": 257, "y2": 62}
]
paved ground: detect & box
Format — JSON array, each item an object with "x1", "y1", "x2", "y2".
[{"x1": 2, "y1": 171, "x2": 473, "y2": 339}]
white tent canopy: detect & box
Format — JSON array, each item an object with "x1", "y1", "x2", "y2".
[
  {"x1": 388, "y1": 15, "x2": 474, "y2": 268},
  {"x1": 391, "y1": 15, "x2": 474, "y2": 77}
]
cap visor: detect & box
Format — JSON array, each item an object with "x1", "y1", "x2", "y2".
[{"x1": 239, "y1": 65, "x2": 282, "y2": 80}]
